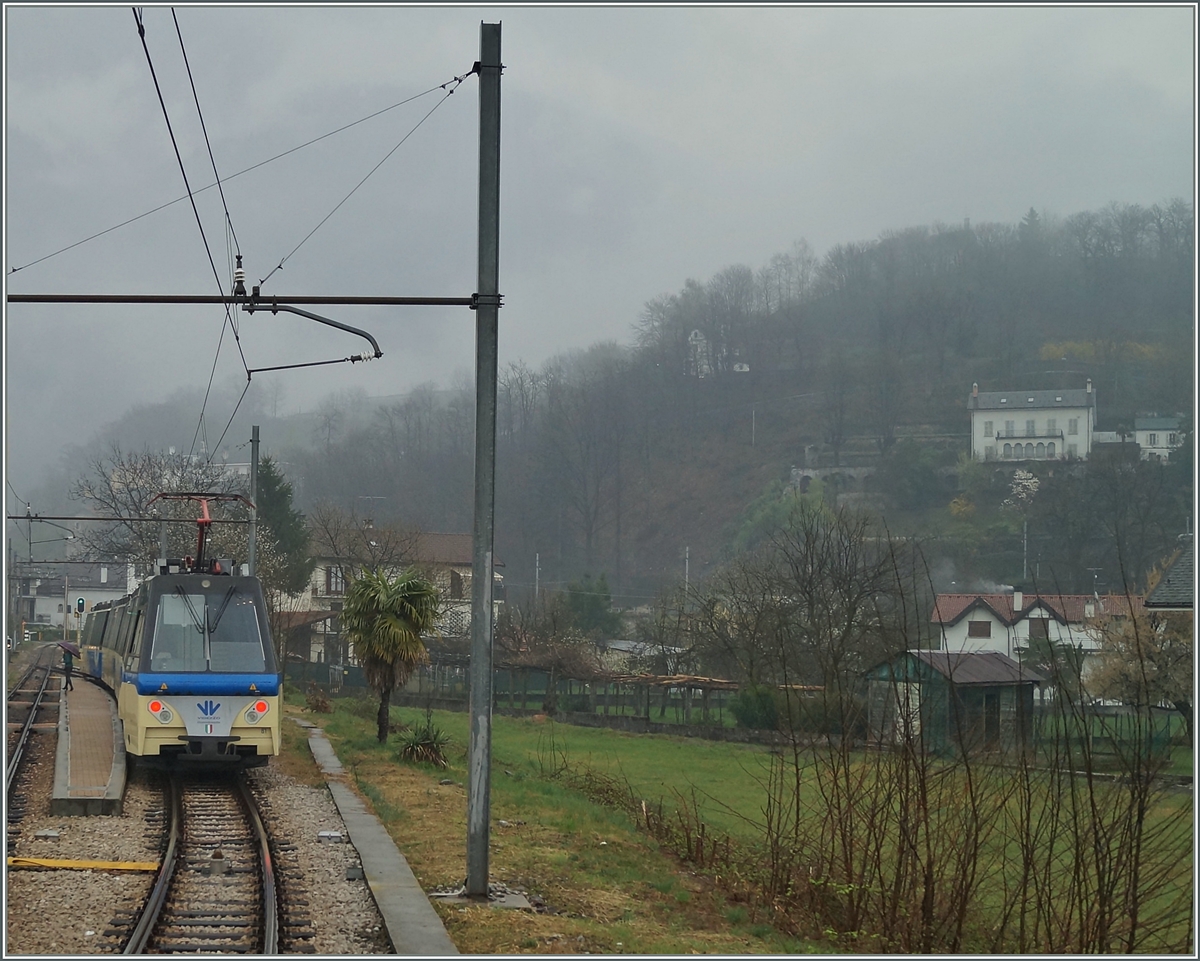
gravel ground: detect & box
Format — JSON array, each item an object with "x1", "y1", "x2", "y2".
[{"x1": 5, "y1": 724, "x2": 392, "y2": 954}]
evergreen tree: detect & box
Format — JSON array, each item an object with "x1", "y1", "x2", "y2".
[{"x1": 256, "y1": 456, "x2": 314, "y2": 596}]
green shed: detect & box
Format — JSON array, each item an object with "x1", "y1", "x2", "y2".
[{"x1": 864, "y1": 650, "x2": 1044, "y2": 755}]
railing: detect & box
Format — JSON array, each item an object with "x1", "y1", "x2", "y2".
[{"x1": 994, "y1": 429, "x2": 1066, "y2": 441}]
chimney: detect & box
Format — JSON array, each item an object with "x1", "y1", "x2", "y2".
[
  {"x1": 1012, "y1": 589, "x2": 1023, "y2": 613},
  {"x1": 972, "y1": 382, "x2": 979, "y2": 397},
  {"x1": 1086, "y1": 378, "x2": 1092, "y2": 393}
]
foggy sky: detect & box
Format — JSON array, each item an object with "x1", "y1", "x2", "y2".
[{"x1": 3, "y1": 5, "x2": 1195, "y2": 501}]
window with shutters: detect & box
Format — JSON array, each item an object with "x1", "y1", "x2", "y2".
[
  {"x1": 1068, "y1": 418, "x2": 1078, "y2": 435},
  {"x1": 1028, "y1": 617, "x2": 1050, "y2": 640},
  {"x1": 325, "y1": 565, "x2": 345, "y2": 595},
  {"x1": 968, "y1": 621, "x2": 992, "y2": 638}
]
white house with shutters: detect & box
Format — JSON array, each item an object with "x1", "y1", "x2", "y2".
[
  {"x1": 968, "y1": 381, "x2": 1096, "y2": 462},
  {"x1": 1133, "y1": 415, "x2": 1185, "y2": 462}
]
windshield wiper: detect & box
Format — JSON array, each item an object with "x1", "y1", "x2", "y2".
[
  {"x1": 175, "y1": 586, "x2": 206, "y2": 635},
  {"x1": 207, "y1": 586, "x2": 240, "y2": 635}
]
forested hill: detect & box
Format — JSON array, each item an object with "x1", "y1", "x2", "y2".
[
  {"x1": 283, "y1": 200, "x2": 1192, "y2": 602},
  {"x1": 60, "y1": 201, "x2": 1193, "y2": 606}
]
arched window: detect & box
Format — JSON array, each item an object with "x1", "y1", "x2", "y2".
[
  {"x1": 1036, "y1": 442, "x2": 1046, "y2": 459},
  {"x1": 1003, "y1": 443, "x2": 1012, "y2": 458},
  {"x1": 1047, "y1": 442, "x2": 1055, "y2": 458}
]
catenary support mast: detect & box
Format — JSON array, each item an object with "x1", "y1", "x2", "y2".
[{"x1": 466, "y1": 20, "x2": 501, "y2": 899}]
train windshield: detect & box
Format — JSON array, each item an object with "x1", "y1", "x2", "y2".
[{"x1": 149, "y1": 586, "x2": 266, "y2": 673}]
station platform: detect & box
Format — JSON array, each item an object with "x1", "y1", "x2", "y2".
[{"x1": 51, "y1": 673, "x2": 126, "y2": 816}]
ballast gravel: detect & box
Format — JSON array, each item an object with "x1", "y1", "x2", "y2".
[{"x1": 5, "y1": 750, "x2": 391, "y2": 954}]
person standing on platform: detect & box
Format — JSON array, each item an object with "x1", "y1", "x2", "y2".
[{"x1": 62, "y1": 647, "x2": 74, "y2": 691}]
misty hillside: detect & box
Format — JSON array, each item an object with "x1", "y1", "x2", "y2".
[{"x1": 41, "y1": 200, "x2": 1194, "y2": 603}]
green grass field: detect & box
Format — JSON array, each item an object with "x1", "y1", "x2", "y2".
[{"x1": 301, "y1": 691, "x2": 1194, "y2": 953}]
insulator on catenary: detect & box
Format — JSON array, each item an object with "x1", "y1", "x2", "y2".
[
  {"x1": 349, "y1": 353, "x2": 376, "y2": 363},
  {"x1": 233, "y1": 254, "x2": 246, "y2": 297}
]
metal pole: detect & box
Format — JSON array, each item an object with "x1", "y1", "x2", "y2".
[
  {"x1": 466, "y1": 20, "x2": 501, "y2": 899},
  {"x1": 248, "y1": 426, "x2": 260, "y2": 576}
]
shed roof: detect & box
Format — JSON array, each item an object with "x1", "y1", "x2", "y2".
[
  {"x1": 907, "y1": 650, "x2": 1044, "y2": 686},
  {"x1": 276, "y1": 610, "x2": 336, "y2": 632},
  {"x1": 1144, "y1": 542, "x2": 1194, "y2": 611}
]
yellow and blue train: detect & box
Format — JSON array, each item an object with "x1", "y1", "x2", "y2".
[{"x1": 81, "y1": 559, "x2": 281, "y2": 767}]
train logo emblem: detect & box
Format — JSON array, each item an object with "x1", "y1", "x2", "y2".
[{"x1": 198, "y1": 700, "x2": 221, "y2": 717}]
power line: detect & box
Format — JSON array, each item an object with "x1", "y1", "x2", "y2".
[
  {"x1": 171, "y1": 7, "x2": 240, "y2": 259},
  {"x1": 209, "y1": 379, "x2": 252, "y2": 463},
  {"x1": 7, "y1": 78, "x2": 460, "y2": 276},
  {"x1": 258, "y1": 71, "x2": 472, "y2": 288},
  {"x1": 132, "y1": 7, "x2": 249, "y2": 462},
  {"x1": 6, "y1": 481, "x2": 30, "y2": 509}
]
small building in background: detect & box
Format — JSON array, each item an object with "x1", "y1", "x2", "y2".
[
  {"x1": 1133, "y1": 415, "x2": 1186, "y2": 462},
  {"x1": 15, "y1": 562, "x2": 136, "y2": 631},
  {"x1": 864, "y1": 650, "x2": 1043, "y2": 755}
]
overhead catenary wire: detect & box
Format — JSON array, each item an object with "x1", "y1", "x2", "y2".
[
  {"x1": 209, "y1": 379, "x2": 252, "y2": 459},
  {"x1": 172, "y1": 7, "x2": 240, "y2": 261},
  {"x1": 7, "y1": 76, "x2": 465, "y2": 276},
  {"x1": 6, "y1": 481, "x2": 30, "y2": 509},
  {"x1": 132, "y1": 7, "x2": 248, "y2": 463},
  {"x1": 258, "y1": 70, "x2": 473, "y2": 289}
]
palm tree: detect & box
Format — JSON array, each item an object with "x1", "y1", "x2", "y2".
[{"x1": 343, "y1": 568, "x2": 440, "y2": 743}]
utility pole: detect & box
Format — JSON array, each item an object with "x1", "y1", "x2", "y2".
[
  {"x1": 534, "y1": 552, "x2": 540, "y2": 608},
  {"x1": 248, "y1": 425, "x2": 260, "y2": 576},
  {"x1": 466, "y1": 20, "x2": 502, "y2": 900}
]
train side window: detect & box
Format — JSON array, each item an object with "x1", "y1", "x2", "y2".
[{"x1": 127, "y1": 610, "x2": 144, "y2": 660}]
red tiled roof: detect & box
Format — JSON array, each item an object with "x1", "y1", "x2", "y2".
[{"x1": 932, "y1": 592, "x2": 1138, "y2": 626}]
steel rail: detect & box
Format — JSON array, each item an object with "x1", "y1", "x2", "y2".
[
  {"x1": 6, "y1": 658, "x2": 41, "y2": 702},
  {"x1": 6, "y1": 652, "x2": 54, "y2": 798},
  {"x1": 124, "y1": 775, "x2": 182, "y2": 955},
  {"x1": 124, "y1": 775, "x2": 277, "y2": 954},
  {"x1": 237, "y1": 777, "x2": 279, "y2": 954}
]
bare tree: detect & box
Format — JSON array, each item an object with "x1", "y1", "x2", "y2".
[{"x1": 70, "y1": 445, "x2": 248, "y2": 575}]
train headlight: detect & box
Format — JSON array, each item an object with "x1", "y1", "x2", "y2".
[
  {"x1": 147, "y1": 700, "x2": 173, "y2": 724},
  {"x1": 244, "y1": 700, "x2": 270, "y2": 725}
]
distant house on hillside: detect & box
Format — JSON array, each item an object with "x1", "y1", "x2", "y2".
[
  {"x1": 1133, "y1": 414, "x2": 1186, "y2": 462},
  {"x1": 968, "y1": 381, "x2": 1096, "y2": 462}
]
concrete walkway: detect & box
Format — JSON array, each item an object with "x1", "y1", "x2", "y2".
[
  {"x1": 292, "y1": 718, "x2": 459, "y2": 956},
  {"x1": 51, "y1": 676, "x2": 126, "y2": 816}
]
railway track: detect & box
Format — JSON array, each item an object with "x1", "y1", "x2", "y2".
[
  {"x1": 6, "y1": 646, "x2": 56, "y2": 801},
  {"x1": 123, "y1": 774, "x2": 278, "y2": 954}
]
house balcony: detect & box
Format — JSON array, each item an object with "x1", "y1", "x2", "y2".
[{"x1": 993, "y1": 430, "x2": 1066, "y2": 461}]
